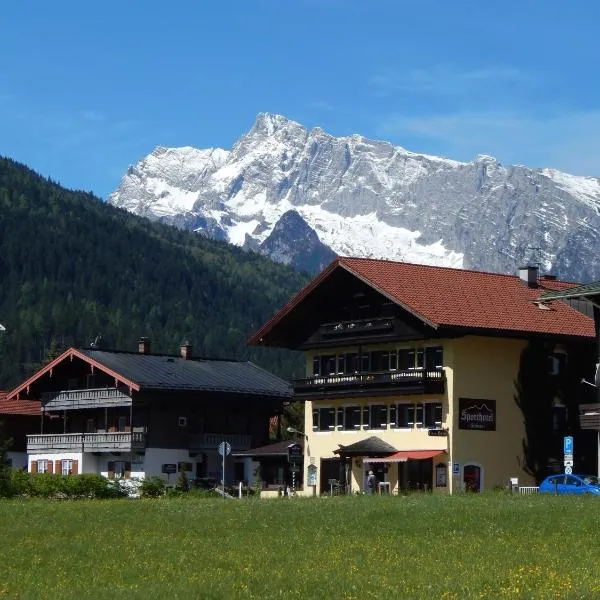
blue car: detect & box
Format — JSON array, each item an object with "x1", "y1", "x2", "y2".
[{"x1": 539, "y1": 474, "x2": 600, "y2": 495}]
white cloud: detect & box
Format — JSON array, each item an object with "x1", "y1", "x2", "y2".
[
  {"x1": 371, "y1": 64, "x2": 527, "y2": 96},
  {"x1": 376, "y1": 109, "x2": 600, "y2": 176}
]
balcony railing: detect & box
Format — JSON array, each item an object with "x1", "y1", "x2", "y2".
[
  {"x1": 42, "y1": 387, "x2": 132, "y2": 411},
  {"x1": 27, "y1": 432, "x2": 146, "y2": 454},
  {"x1": 293, "y1": 369, "x2": 446, "y2": 399},
  {"x1": 189, "y1": 433, "x2": 252, "y2": 453}
]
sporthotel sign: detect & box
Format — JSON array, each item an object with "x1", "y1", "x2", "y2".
[{"x1": 458, "y1": 398, "x2": 496, "y2": 431}]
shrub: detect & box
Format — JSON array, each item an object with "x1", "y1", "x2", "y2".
[
  {"x1": 141, "y1": 476, "x2": 166, "y2": 498},
  {"x1": 9, "y1": 468, "x2": 30, "y2": 497}
]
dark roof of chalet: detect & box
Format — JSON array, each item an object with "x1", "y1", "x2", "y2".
[
  {"x1": 5, "y1": 347, "x2": 292, "y2": 401},
  {"x1": 540, "y1": 280, "x2": 600, "y2": 302},
  {"x1": 232, "y1": 439, "x2": 305, "y2": 458},
  {"x1": 0, "y1": 391, "x2": 40, "y2": 416},
  {"x1": 248, "y1": 257, "x2": 595, "y2": 347},
  {"x1": 333, "y1": 436, "x2": 397, "y2": 457}
]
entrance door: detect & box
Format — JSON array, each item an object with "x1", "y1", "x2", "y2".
[
  {"x1": 320, "y1": 458, "x2": 341, "y2": 495},
  {"x1": 463, "y1": 464, "x2": 482, "y2": 492}
]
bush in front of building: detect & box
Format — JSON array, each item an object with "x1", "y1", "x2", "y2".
[
  {"x1": 140, "y1": 476, "x2": 166, "y2": 498},
  {"x1": 0, "y1": 470, "x2": 129, "y2": 499}
]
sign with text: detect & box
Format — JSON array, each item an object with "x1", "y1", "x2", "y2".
[
  {"x1": 162, "y1": 463, "x2": 177, "y2": 474},
  {"x1": 458, "y1": 398, "x2": 496, "y2": 431},
  {"x1": 288, "y1": 443, "x2": 303, "y2": 464},
  {"x1": 563, "y1": 436, "x2": 573, "y2": 457}
]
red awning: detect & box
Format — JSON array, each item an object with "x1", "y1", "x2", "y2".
[{"x1": 367, "y1": 450, "x2": 446, "y2": 463}]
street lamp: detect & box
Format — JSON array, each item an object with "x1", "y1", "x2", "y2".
[{"x1": 286, "y1": 426, "x2": 308, "y2": 440}]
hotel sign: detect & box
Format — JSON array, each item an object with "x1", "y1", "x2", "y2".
[{"x1": 458, "y1": 398, "x2": 496, "y2": 431}]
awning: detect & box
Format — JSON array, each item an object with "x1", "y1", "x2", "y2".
[{"x1": 366, "y1": 450, "x2": 447, "y2": 463}]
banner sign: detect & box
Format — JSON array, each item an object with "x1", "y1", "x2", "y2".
[{"x1": 458, "y1": 398, "x2": 496, "y2": 431}]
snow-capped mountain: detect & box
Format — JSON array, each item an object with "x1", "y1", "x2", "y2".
[{"x1": 109, "y1": 113, "x2": 600, "y2": 281}]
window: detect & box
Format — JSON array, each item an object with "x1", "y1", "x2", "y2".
[
  {"x1": 86, "y1": 418, "x2": 96, "y2": 433},
  {"x1": 395, "y1": 404, "x2": 414, "y2": 428},
  {"x1": 548, "y1": 352, "x2": 567, "y2": 376},
  {"x1": 324, "y1": 355, "x2": 336, "y2": 375},
  {"x1": 337, "y1": 355, "x2": 346, "y2": 374},
  {"x1": 85, "y1": 373, "x2": 96, "y2": 388},
  {"x1": 61, "y1": 460, "x2": 73, "y2": 475},
  {"x1": 424, "y1": 403, "x2": 443, "y2": 428},
  {"x1": 117, "y1": 416, "x2": 128, "y2": 432},
  {"x1": 178, "y1": 416, "x2": 188, "y2": 427},
  {"x1": 37, "y1": 459, "x2": 48, "y2": 473},
  {"x1": 346, "y1": 353, "x2": 359, "y2": 374},
  {"x1": 344, "y1": 406, "x2": 361, "y2": 430},
  {"x1": 398, "y1": 349, "x2": 413, "y2": 370},
  {"x1": 312, "y1": 407, "x2": 336, "y2": 431},
  {"x1": 425, "y1": 346, "x2": 443, "y2": 369},
  {"x1": 312, "y1": 356, "x2": 321, "y2": 376},
  {"x1": 360, "y1": 352, "x2": 370, "y2": 372},
  {"x1": 113, "y1": 461, "x2": 126, "y2": 478},
  {"x1": 369, "y1": 405, "x2": 387, "y2": 429},
  {"x1": 415, "y1": 404, "x2": 424, "y2": 428},
  {"x1": 415, "y1": 349, "x2": 424, "y2": 369},
  {"x1": 371, "y1": 351, "x2": 396, "y2": 372}
]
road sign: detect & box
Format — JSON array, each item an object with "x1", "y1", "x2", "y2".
[
  {"x1": 287, "y1": 443, "x2": 303, "y2": 464},
  {"x1": 218, "y1": 441, "x2": 232, "y2": 456},
  {"x1": 564, "y1": 436, "x2": 573, "y2": 456},
  {"x1": 564, "y1": 460, "x2": 573, "y2": 467},
  {"x1": 565, "y1": 466, "x2": 573, "y2": 475}
]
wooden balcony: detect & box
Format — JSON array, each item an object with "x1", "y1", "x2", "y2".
[
  {"x1": 188, "y1": 433, "x2": 252, "y2": 453},
  {"x1": 27, "y1": 432, "x2": 146, "y2": 454},
  {"x1": 42, "y1": 387, "x2": 132, "y2": 411},
  {"x1": 293, "y1": 369, "x2": 446, "y2": 399}
]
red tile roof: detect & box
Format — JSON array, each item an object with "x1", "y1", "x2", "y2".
[
  {"x1": 0, "y1": 391, "x2": 40, "y2": 416},
  {"x1": 249, "y1": 257, "x2": 595, "y2": 343}
]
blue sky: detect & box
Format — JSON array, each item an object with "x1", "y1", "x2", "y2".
[{"x1": 1, "y1": 1, "x2": 599, "y2": 198}]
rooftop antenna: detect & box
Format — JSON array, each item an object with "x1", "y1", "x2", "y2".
[{"x1": 89, "y1": 334, "x2": 102, "y2": 348}]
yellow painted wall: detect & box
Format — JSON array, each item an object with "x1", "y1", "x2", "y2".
[
  {"x1": 297, "y1": 335, "x2": 533, "y2": 496},
  {"x1": 450, "y1": 335, "x2": 533, "y2": 491}
]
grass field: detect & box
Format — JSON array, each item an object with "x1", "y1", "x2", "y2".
[{"x1": 1, "y1": 493, "x2": 599, "y2": 599}]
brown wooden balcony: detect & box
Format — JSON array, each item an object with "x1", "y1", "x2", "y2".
[
  {"x1": 42, "y1": 387, "x2": 132, "y2": 411},
  {"x1": 293, "y1": 368, "x2": 445, "y2": 399},
  {"x1": 27, "y1": 432, "x2": 146, "y2": 454}
]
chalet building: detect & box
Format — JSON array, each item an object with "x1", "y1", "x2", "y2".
[
  {"x1": 248, "y1": 258, "x2": 596, "y2": 495},
  {"x1": 0, "y1": 392, "x2": 41, "y2": 469},
  {"x1": 4, "y1": 339, "x2": 291, "y2": 482}
]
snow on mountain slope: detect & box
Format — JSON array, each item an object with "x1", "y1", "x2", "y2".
[{"x1": 109, "y1": 113, "x2": 600, "y2": 281}]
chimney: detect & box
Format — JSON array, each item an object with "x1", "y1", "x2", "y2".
[
  {"x1": 138, "y1": 337, "x2": 151, "y2": 354},
  {"x1": 180, "y1": 341, "x2": 192, "y2": 360},
  {"x1": 518, "y1": 266, "x2": 539, "y2": 288}
]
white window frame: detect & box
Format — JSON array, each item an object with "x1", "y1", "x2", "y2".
[
  {"x1": 37, "y1": 459, "x2": 48, "y2": 473},
  {"x1": 61, "y1": 459, "x2": 73, "y2": 475}
]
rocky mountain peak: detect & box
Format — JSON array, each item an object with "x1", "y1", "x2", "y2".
[{"x1": 109, "y1": 114, "x2": 600, "y2": 281}]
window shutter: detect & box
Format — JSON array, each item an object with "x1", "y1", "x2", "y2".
[
  {"x1": 125, "y1": 462, "x2": 131, "y2": 480},
  {"x1": 107, "y1": 461, "x2": 115, "y2": 479},
  {"x1": 55, "y1": 460, "x2": 62, "y2": 475},
  {"x1": 47, "y1": 461, "x2": 53, "y2": 474},
  {"x1": 72, "y1": 460, "x2": 79, "y2": 475},
  {"x1": 31, "y1": 461, "x2": 38, "y2": 474}
]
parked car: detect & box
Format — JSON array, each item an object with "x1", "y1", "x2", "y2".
[{"x1": 539, "y1": 474, "x2": 600, "y2": 495}]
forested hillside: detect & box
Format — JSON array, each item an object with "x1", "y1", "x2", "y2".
[{"x1": 0, "y1": 157, "x2": 309, "y2": 389}]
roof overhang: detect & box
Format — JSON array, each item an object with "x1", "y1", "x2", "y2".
[
  {"x1": 247, "y1": 258, "x2": 437, "y2": 348},
  {"x1": 5, "y1": 347, "x2": 141, "y2": 402},
  {"x1": 539, "y1": 281, "x2": 600, "y2": 305}
]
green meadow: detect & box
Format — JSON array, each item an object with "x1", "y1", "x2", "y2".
[{"x1": 1, "y1": 494, "x2": 599, "y2": 599}]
